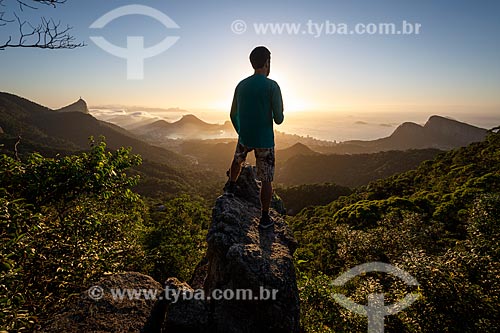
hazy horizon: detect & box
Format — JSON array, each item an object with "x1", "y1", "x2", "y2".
[{"x1": 89, "y1": 104, "x2": 500, "y2": 142}]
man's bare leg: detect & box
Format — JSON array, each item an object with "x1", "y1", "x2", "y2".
[
  {"x1": 229, "y1": 158, "x2": 242, "y2": 182},
  {"x1": 259, "y1": 181, "x2": 274, "y2": 229},
  {"x1": 260, "y1": 181, "x2": 272, "y2": 213}
]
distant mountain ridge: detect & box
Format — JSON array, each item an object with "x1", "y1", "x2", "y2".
[
  {"x1": 91, "y1": 104, "x2": 489, "y2": 154},
  {"x1": 276, "y1": 116, "x2": 487, "y2": 186},
  {"x1": 0, "y1": 92, "x2": 189, "y2": 168},
  {"x1": 132, "y1": 115, "x2": 233, "y2": 140},
  {"x1": 333, "y1": 115, "x2": 488, "y2": 152},
  {"x1": 131, "y1": 113, "x2": 487, "y2": 154}
]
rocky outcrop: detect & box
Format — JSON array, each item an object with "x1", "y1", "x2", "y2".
[
  {"x1": 55, "y1": 98, "x2": 89, "y2": 114},
  {"x1": 39, "y1": 272, "x2": 163, "y2": 333},
  {"x1": 163, "y1": 165, "x2": 300, "y2": 332},
  {"x1": 39, "y1": 166, "x2": 300, "y2": 332}
]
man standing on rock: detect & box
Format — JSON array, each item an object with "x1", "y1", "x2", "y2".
[{"x1": 225, "y1": 46, "x2": 284, "y2": 230}]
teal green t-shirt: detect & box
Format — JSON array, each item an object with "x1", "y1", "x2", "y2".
[{"x1": 230, "y1": 73, "x2": 284, "y2": 148}]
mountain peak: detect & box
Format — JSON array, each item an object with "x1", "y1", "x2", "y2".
[
  {"x1": 175, "y1": 114, "x2": 207, "y2": 125},
  {"x1": 278, "y1": 142, "x2": 319, "y2": 161},
  {"x1": 425, "y1": 115, "x2": 459, "y2": 126},
  {"x1": 283, "y1": 142, "x2": 316, "y2": 153},
  {"x1": 424, "y1": 114, "x2": 485, "y2": 132},
  {"x1": 55, "y1": 98, "x2": 89, "y2": 114},
  {"x1": 390, "y1": 121, "x2": 423, "y2": 138},
  {"x1": 428, "y1": 114, "x2": 450, "y2": 121}
]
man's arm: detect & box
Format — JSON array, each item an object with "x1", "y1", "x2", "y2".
[
  {"x1": 272, "y1": 82, "x2": 284, "y2": 124},
  {"x1": 230, "y1": 86, "x2": 240, "y2": 134}
]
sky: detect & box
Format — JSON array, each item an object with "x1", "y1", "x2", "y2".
[{"x1": 0, "y1": 0, "x2": 499, "y2": 117}]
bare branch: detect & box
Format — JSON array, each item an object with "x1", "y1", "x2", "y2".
[
  {"x1": 17, "y1": 0, "x2": 38, "y2": 11},
  {"x1": 32, "y1": 0, "x2": 66, "y2": 7},
  {"x1": 0, "y1": 12, "x2": 85, "y2": 49},
  {"x1": 0, "y1": 0, "x2": 83, "y2": 50},
  {"x1": 0, "y1": 0, "x2": 15, "y2": 26},
  {"x1": 16, "y1": 0, "x2": 66, "y2": 11}
]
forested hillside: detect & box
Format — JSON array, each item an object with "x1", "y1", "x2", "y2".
[
  {"x1": 277, "y1": 148, "x2": 441, "y2": 187},
  {"x1": 291, "y1": 129, "x2": 500, "y2": 332},
  {"x1": 0, "y1": 92, "x2": 225, "y2": 204}
]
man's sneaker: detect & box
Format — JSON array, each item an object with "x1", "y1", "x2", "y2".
[
  {"x1": 259, "y1": 212, "x2": 274, "y2": 230},
  {"x1": 224, "y1": 181, "x2": 237, "y2": 197}
]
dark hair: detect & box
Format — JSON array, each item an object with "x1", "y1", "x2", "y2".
[{"x1": 249, "y1": 46, "x2": 271, "y2": 69}]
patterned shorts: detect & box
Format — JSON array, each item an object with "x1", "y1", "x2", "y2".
[{"x1": 233, "y1": 142, "x2": 275, "y2": 182}]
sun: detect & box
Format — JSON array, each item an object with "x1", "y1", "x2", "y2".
[
  {"x1": 208, "y1": 69, "x2": 312, "y2": 114},
  {"x1": 284, "y1": 95, "x2": 310, "y2": 113},
  {"x1": 270, "y1": 72, "x2": 310, "y2": 113}
]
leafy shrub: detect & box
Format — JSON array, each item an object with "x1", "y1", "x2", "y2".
[
  {"x1": 142, "y1": 195, "x2": 210, "y2": 282},
  {"x1": 0, "y1": 139, "x2": 146, "y2": 331}
]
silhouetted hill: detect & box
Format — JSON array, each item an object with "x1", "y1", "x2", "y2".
[
  {"x1": 314, "y1": 115, "x2": 488, "y2": 154},
  {"x1": 132, "y1": 114, "x2": 233, "y2": 140},
  {"x1": 174, "y1": 114, "x2": 211, "y2": 127},
  {"x1": 55, "y1": 98, "x2": 89, "y2": 114},
  {"x1": 0, "y1": 92, "x2": 189, "y2": 168},
  {"x1": 388, "y1": 121, "x2": 426, "y2": 146},
  {"x1": 136, "y1": 119, "x2": 170, "y2": 130},
  {"x1": 276, "y1": 142, "x2": 320, "y2": 161},
  {"x1": 366, "y1": 115, "x2": 486, "y2": 149},
  {"x1": 424, "y1": 115, "x2": 487, "y2": 146}
]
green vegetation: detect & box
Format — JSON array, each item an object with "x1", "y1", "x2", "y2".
[
  {"x1": 291, "y1": 130, "x2": 500, "y2": 332},
  {"x1": 275, "y1": 183, "x2": 352, "y2": 215},
  {"x1": 143, "y1": 195, "x2": 210, "y2": 283},
  {"x1": 278, "y1": 148, "x2": 442, "y2": 187},
  {"x1": 0, "y1": 139, "x2": 211, "y2": 332},
  {"x1": 2, "y1": 92, "x2": 499, "y2": 332}
]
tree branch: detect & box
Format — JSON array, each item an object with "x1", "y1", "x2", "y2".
[
  {"x1": 0, "y1": 0, "x2": 83, "y2": 49},
  {"x1": 0, "y1": 0, "x2": 14, "y2": 26},
  {"x1": 17, "y1": 0, "x2": 66, "y2": 10}
]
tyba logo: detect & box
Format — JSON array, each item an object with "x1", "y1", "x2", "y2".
[
  {"x1": 90, "y1": 5, "x2": 180, "y2": 80},
  {"x1": 331, "y1": 262, "x2": 420, "y2": 333}
]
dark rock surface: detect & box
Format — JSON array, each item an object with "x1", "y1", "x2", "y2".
[{"x1": 164, "y1": 165, "x2": 300, "y2": 332}]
